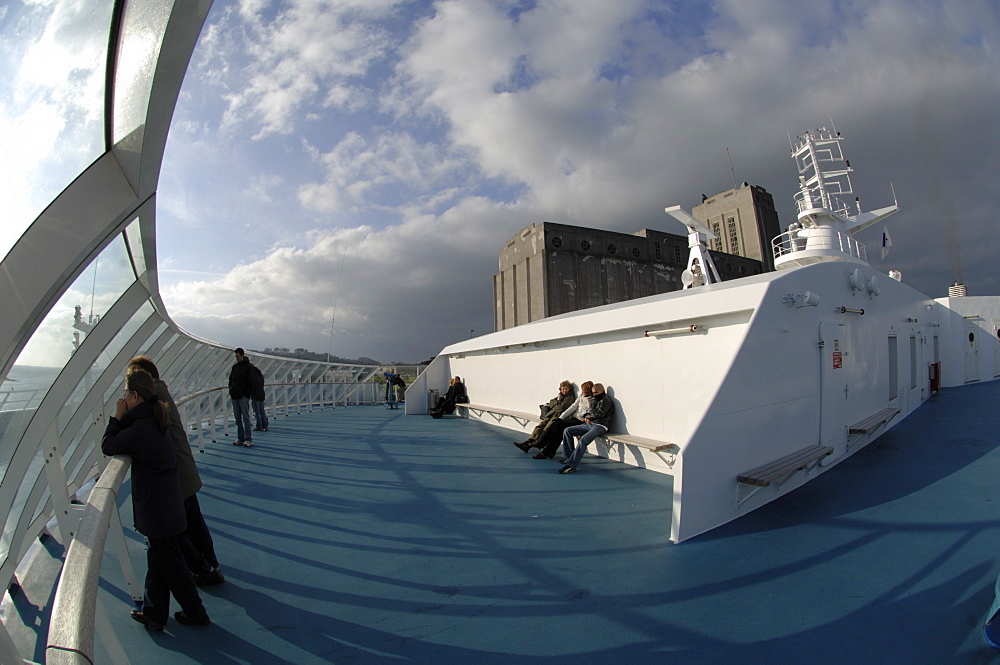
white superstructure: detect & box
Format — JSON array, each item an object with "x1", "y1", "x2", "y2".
[{"x1": 411, "y1": 128, "x2": 1000, "y2": 543}]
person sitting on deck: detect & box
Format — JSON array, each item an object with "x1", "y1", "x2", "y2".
[
  {"x1": 531, "y1": 381, "x2": 594, "y2": 460},
  {"x1": 513, "y1": 380, "x2": 576, "y2": 453},
  {"x1": 557, "y1": 383, "x2": 615, "y2": 474},
  {"x1": 430, "y1": 376, "x2": 467, "y2": 418}
]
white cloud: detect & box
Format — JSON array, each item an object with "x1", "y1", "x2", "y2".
[{"x1": 156, "y1": 0, "x2": 1000, "y2": 362}]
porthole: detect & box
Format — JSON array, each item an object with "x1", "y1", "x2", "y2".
[
  {"x1": 632, "y1": 247, "x2": 641, "y2": 258},
  {"x1": 580, "y1": 240, "x2": 591, "y2": 251},
  {"x1": 552, "y1": 236, "x2": 563, "y2": 248},
  {"x1": 608, "y1": 244, "x2": 617, "y2": 255}
]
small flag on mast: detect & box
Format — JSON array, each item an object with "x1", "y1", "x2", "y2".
[{"x1": 881, "y1": 227, "x2": 893, "y2": 260}]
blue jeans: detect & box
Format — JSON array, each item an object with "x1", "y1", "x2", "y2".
[
  {"x1": 232, "y1": 397, "x2": 252, "y2": 442},
  {"x1": 560, "y1": 422, "x2": 608, "y2": 469},
  {"x1": 252, "y1": 399, "x2": 268, "y2": 430}
]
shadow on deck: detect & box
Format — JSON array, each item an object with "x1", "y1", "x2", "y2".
[{"x1": 17, "y1": 383, "x2": 1000, "y2": 663}]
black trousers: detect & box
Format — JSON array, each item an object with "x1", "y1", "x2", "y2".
[
  {"x1": 145, "y1": 535, "x2": 208, "y2": 625},
  {"x1": 179, "y1": 494, "x2": 219, "y2": 573},
  {"x1": 537, "y1": 419, "x2": 581, "y2": 458}
]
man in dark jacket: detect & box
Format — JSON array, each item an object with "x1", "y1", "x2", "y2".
[
  {"x1": 250, "y1": 363, "x2": 268, "y2": 431},
  {"x1": 557, "y1": 383, "x2": 615, "y2": 474},
  {"x1": 228, "y1": 348, "x2": 254, "y2": 446}
]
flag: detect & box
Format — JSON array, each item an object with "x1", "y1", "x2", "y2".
[{"x1": 881, "y1": 227, "x2": 893, "y2": 260}]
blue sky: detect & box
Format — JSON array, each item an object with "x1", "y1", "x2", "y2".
[{"x1": 5, "y1": 0, "x2": 1000, "y2": 364}]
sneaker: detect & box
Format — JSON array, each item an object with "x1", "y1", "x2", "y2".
[
  {"x1": 242, "y1": 440, "x2": 253, "y2": 447},
  {"x1": 558, "y1": 458, "x2": 569, "y2": 464},
  {"x1": 233, "y1": 440, "x2": 244, "y2": 446},
  {"x1": 193, "y1": 567, "x2": 225, "y2": 587},
  {"x1": 174, "y1": 611, "x2": 211, "y2": 627},
  {"x1": 532, "y1": 452, "x2": 551, "y2": 460},
  {"x1": 558, "y1": 465, "x2": 576, "y2": 474},
  {"x1": 252, "y1": 427, "x2": 263, "y2": 431},
  {"x1": 261, "y1": 427, "x2": 268, "y2": 431},
  {"x1": 130, "y1": 610, "x2": 164, "y2": 631}
]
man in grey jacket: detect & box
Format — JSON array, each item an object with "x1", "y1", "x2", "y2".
[{"x1": 558, "y1": 383, "x2": 615, "y2": 474}]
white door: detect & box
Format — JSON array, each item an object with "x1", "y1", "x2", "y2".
[{"x1": 964, "y1": 323, "x2": 979, "y2": 383}]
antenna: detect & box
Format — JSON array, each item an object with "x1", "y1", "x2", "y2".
[
  {"x1": 787, "y1": 131, "x2": 794, "y2": 150},
  {"x1": 726, "y1": 148, "x2": 738, "y2": 190},
  {"x1": 890, "y1": 181, "x2": 898, "y2": 206},
  {"x1": 828, "y1": 114, "x2": 838, "y2": 136}
]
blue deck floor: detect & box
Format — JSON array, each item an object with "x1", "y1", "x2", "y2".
[{"x1": 88, "y1": 383, "x2": 1000, "y2": 663}]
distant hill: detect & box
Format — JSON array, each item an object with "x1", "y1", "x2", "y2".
[
  {"x1": 254, "y1": 347, "x2": 382, "y2": 365},
  {"x1": 252, "y1": 347, "x2": 433, "y2": 366}
]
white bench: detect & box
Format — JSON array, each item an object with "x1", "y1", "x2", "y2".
[
  {"x1": 738, "y1": 445, "x2": 834, "y2": 488},
  {"x1": 849, "y1": 407, "x2": 900, "y2": 434}
]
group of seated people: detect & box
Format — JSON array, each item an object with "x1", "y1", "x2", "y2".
[
  {"x1": 429, "y1": 376, "x2": 467, "y2": 418},
  {"x1": 513, "y1": 379, "x2": 615, "y2": 474}
]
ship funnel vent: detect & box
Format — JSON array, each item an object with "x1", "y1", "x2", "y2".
[{"x1": 948, "y1": 283, "x2": 967, "y2": 297}]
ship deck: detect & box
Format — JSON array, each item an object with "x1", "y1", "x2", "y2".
[{"x1": 12, "y1": 382, "x2": 1000, "y2": 664}]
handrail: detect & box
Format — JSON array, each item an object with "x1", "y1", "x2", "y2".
[
  {"x1": 46, "y1": 455, "x2": 131, "y2": 665},
  {"x1": 39, "y1": 375, "x2": 386, "y2": 663}
]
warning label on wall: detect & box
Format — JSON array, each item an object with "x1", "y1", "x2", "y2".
[{"x1": 833, "y1": 351, "x2": 843, "y2": 369}]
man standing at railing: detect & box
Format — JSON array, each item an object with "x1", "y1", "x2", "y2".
[
  {"x1": 229, "y1": 348, "x2": 254, "y2": 447},
  {"x1": 250, "y1": 361, "x2": 269, "y2": 431}
]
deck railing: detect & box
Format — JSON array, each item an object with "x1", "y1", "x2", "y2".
[{"x1": 41, "y1": 374, "x2": 394, "y2": 665}]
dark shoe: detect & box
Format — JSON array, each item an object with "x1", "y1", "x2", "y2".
[
  {"x1": 242, "y1": 440, "x2": 253, "y2": 447},
  {"x1": 252, "y1": 427, "x2": 264, "y2": 431},
  {"x1": 558, "y1": 458, "x2": 569, "y2": 464},
  {"x1": 558, "y1": 465, "x2": 576, "y2": 474},
  {"x1": 174, "y1": 611, "x2": 211, "y2": 627},
  {"x1": 233, "y1": 440, "x2": 245, "y2": 446},
  {"x1": 513, "y1": 441, "x2": 531, "y2": 453},
  {"x1": 532, "y1": 452, "x2": 551, "y2": 459},
  {"x1": 130, "y1": 610, "x2": 164, "y2": 631},
  {"x1": 194, "y1": 567, "x2": 225, "y2": 586}
]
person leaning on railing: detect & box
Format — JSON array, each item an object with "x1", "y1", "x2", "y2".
[
  {"x1": 101, "y1": 367, "x2": 211, "y2": 631},
  {"x1": 129, "y1": 355, "x2": 225, "y2": 587}
]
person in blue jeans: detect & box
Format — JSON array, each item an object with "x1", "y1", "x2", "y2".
[
  {"x1": 250, "y1": 362, "x2": 269, "y2": 431},
  {"x1": 558, "y1": 383, "x2": 615, "y2": 474},
  {"x1": 228, "y1": 348, "x2": 254, "y2": 447}
]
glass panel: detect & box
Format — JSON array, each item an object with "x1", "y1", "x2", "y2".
[
  {"x1": 0, "y1": 0, "x2": 116, "y2": 261},
  {"x1": 1, "y1": 233, "x2": 135, "y2": 475},
  {"x1": 113, "y1": 0, "x2": 171, "y2": 146},
  {"x1": 124, "y1": 216, "x2": 147, "y2": 278}
]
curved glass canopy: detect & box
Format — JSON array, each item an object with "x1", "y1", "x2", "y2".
[{"x1": 0, "y1": 3, "x2": 380, "y2": 661}]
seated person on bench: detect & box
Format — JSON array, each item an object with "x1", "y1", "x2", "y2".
[
  {"x1": 513, "y1": 380, "x2": 576, "y2": 453},
  {"x1": 531, "y1": 381, "x2": 594, "y2": 460},
  {"x1": 431, "y1": 377, "x2": 466, "y2": 418},
  {"x1": 558, "y1": 383, "x2": 615, "y2": 474}
]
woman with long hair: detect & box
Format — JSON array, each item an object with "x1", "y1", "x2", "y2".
[{"x1": 102, "y1": 367, "x2": 210, "y2": 631}]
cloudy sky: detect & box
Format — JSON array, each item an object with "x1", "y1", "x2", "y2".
[{"x1": 6, "y1": 0, "x2": 1000, "y2": 364}]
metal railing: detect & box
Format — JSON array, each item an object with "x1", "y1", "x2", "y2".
[
  {"x1": 772, "y1": 228, "x2": 867, "y2": 263},
  {"x1": 42, "y1": 374, "x2": 399, "y2": 664}
]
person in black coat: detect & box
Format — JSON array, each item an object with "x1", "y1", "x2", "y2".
[
  {"x1": 102, "y1": 368, "x2": 210, "y2": 631},
  {"x1": 249, "y1": 363, "x2": 269, "y2": 431},
  {"x1": 129, "y1": 355, "x2": 224, "y2": 587},
  {"x1": 228, "y1": 348, "x2": 254, "y2": 446},
  {"x1": 430, "y1": 376, "x2": 467, "y2": 418}
]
